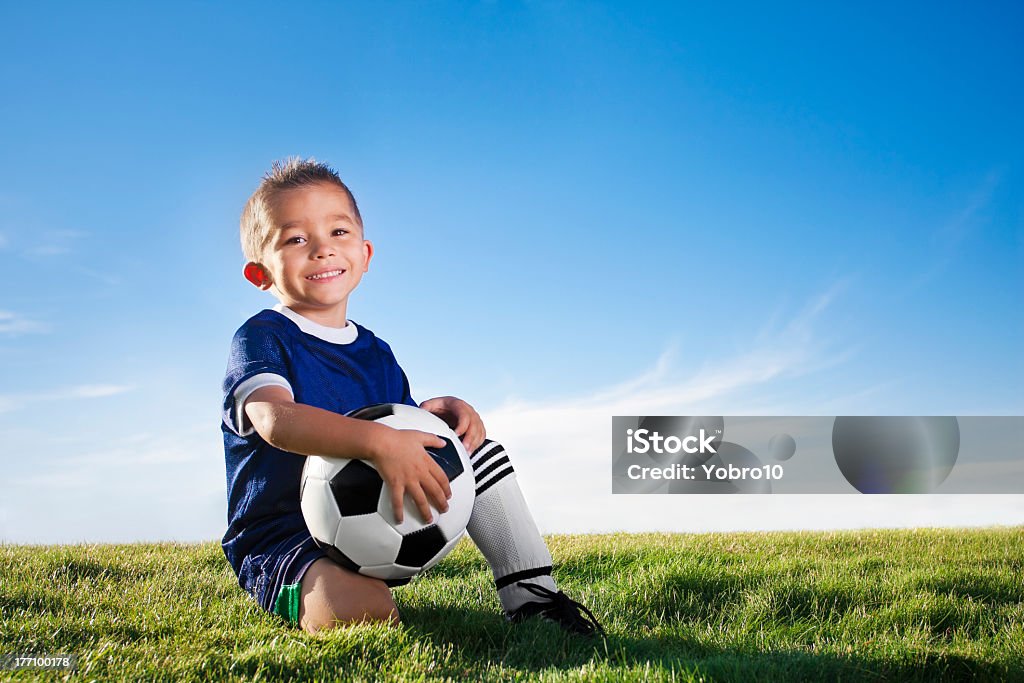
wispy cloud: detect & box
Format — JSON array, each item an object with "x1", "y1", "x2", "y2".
[
  {"x1": 488, "y1": 281, "x2": 851, "y2": 429},
  {"x1": 0, "y1": 383, "x2": 133, "y2": 413},
  {"x1": 24, "y1": 247, "x2": 66, "y2": 256},
  {"x1": 5, "y1": 229, "x2": 119, "y2": 285},
  {"x1": 480, "y1": 283, "x2": 860, "y2": 531},
  {"x1": 64, "y1": 384, "x2": 133, "y2": 399},
  {"x1": 17, "y1": 425, "x2": 218, "y2": 479},
  {"x1": 21, "y1": 228, "x2": 86, "y2": 257},
  {"x1": 4, "y1": 423, "x2": 226, "y2": 543},
  {"x1": 902, "y1": 170, "x2": 1002, "y2": 295},
  {"x1": 0, "y1": 311, "x2": 50, "y2": 336},
  {"x1": 73, "y1": 266, "x2": 122, "y2": 286}
]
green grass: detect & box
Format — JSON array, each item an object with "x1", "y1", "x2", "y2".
[{"x1": 2, "y1": 528, "x2": 1022, "y2": 681}]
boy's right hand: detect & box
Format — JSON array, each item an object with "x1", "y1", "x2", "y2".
[{"x1": 372, "y1": 428, "x2": 453, "y2": 524}]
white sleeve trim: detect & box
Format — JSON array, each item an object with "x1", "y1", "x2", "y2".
[{"x1": 232, "y1": 373, "x2": 293, "y2": 437}]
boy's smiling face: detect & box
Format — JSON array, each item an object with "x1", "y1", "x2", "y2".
[{"x1": 245, "y1": 182, "x2": 373, "y2": 327}]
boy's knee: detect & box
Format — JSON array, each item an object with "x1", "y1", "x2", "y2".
[
  {"x1": 298, "y1": 558, "x2": 400, "y2": 633},
  {"x1": 301, "y1": 600, "x2": 399, "y2": 634}
]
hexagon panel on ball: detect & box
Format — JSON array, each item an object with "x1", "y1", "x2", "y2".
[{"x1": 330, "y1": 459, "x2": 386, "y2": 517}]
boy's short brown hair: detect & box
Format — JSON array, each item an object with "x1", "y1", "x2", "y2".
[{"x1": 240, "y1": 157, "x2": 362, "y2": 263}]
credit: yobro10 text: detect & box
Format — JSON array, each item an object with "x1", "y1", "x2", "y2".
[{"x1": 623, "y1": 428, "x2": 784, "y2": 482}]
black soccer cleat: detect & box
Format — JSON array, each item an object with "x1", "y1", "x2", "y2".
[{"x1": 507, "y1": 582, "x2": 605, "y2": 637}]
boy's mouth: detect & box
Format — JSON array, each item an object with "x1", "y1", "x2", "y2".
[{"x1": 306, "y1": 268, "x2": 345, "y2": 281}]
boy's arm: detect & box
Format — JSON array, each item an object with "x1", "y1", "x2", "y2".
[{"x1": 244, "y1": 385, "x2": 452, "y2": 523}]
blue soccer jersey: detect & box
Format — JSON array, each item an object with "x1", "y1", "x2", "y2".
[{"x1": 221, "y1": 305, "x2": 416, "y2": 612}]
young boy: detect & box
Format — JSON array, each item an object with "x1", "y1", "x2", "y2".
[{"x1": 221, "y1": 158, "x2": 603, "y2": 636}]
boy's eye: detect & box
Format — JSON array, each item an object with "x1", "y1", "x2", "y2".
[
  {"x1": 332, "y1": 228, "x2": 349, "y2": 237},
  {"x1": 284, "y1": 236, "x2": 306, "y2": 245}
]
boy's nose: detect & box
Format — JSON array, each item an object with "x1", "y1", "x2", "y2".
[{"x1": 310, "y1": 241, "x2": 336, "y2": 258}]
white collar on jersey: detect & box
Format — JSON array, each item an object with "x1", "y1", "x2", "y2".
[{"x1": 272, "y1": 304, "x2": 358, "y2": 345}]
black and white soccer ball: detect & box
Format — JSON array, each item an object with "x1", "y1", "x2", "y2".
[{"x1": 300, "y1": 403, "x2": 475, "y2": 585}]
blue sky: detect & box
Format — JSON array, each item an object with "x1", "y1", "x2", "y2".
[{"x1": 1, "y1": 2, "x2": 1021, "y2": 542}]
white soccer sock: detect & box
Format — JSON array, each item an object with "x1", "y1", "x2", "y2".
[{"x1": 465, "y1": 439, "x2": 558, "y2": 614}]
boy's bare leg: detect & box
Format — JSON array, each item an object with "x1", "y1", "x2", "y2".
[{"x1": 298, "y1": 558, "x2": 400, "y2": 633}]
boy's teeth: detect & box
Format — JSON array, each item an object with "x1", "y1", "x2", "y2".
[{"x1": 308, "y1": 270, "x2": 342, "y2": 280}]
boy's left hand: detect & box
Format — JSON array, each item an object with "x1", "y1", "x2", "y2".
[{"x1": 419, "y1": 396, "x2": 486, "y2": 454}]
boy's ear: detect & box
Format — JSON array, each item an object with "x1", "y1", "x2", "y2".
[
  {"x1": 362, "y1": 240, "x2": 374, "y2": 272},
  {"x1": 243, "y1": 262, "x2": 273, "y2": 290}
]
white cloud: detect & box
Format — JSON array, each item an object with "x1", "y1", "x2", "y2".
[
  {"x1": 478, "y1": 284, "x2": 1024, "y2": 533},
  {"x1": 64, "y1": 384, "x2": 133, "y2": 399},
  {"x1": 73, "y1": 266, "x2": 122, "y2": 286},
  {"x1": 3, "y1": 424, "x2": 226, "y2": 543},
  {"x1": 22, "y1": 229, "x2": 86, "y2": 257},
  {"x1": 0, "y1": 383, "x2": 133, "y2": 413},
  {"x1": 24, "y1": 246, "x2": 67, "y2": 256},
  {"x1": 0, "y1": 310, "x2": 49, "y2": 336},
  {"x1": 488, "y1": 282, "x2": 847, "y2": 430}
]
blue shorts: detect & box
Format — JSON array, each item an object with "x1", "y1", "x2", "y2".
[{"x1": 237, "y1": 531, "x2": 325, "y2": 626}]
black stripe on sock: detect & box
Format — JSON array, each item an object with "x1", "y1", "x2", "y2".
[
  {"x1": 476, "y1": 466, "x2": 514, "y2": 496},
  {"x1": 495, "y1": 565, "x2": 553, "y2": 590},
  {"x1": 471, "y1": 442, "x2": 504, "y2": 468},
  {"x1": 475, "y1": 455, "x2": 511, "y2": 483}
]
